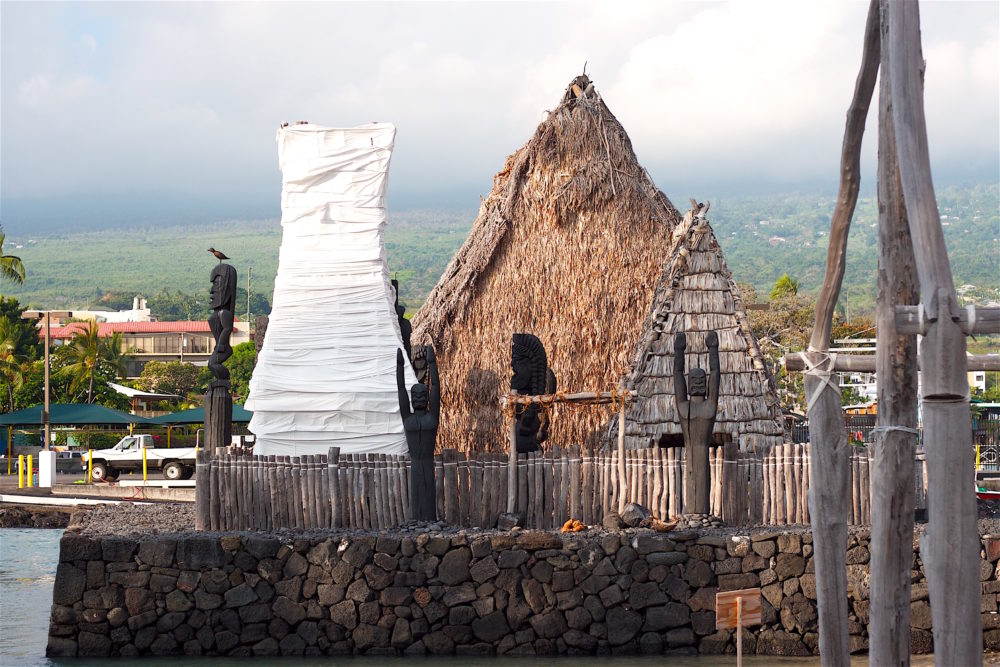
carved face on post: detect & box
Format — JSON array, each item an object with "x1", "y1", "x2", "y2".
[
  {"x1": 511, "y1": 334, "x2": 548, "y2": 395},
  {"x1": 511, "y1": 351, "x2": 533, "y2": 393},
  {"x1": 688, "y1": 368, "x2": 708, "y2": 397},
  {"x1": 410, "y1": 383, "x2": 428, "y2": 411},
  {"x1": 209, "y1": 263, "x2": 238, "y2": 311}
]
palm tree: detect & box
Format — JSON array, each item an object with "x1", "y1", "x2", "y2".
[
  {"x1": 0, "y1": 231, "x2": 25, "y2": 285},
  {"x1": 102, "y1": 332, "x2": 130, "y2": 380},
  {"x1": 58, "y1": 323, "x2": 132, "y2": 403},
  {"x1": 58, "y1": 322, "x2": 102, "y2": 403},
  {"x1": 0, "y1": 318, "x2": 25, "y2": 410},
  {"x1": 769, "y1": 273, "x2": 801, "y2": 300}
]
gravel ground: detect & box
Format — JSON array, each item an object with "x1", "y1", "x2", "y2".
[{"x1": 67, "y1": 500, "x2": 1000, "y2": 541}]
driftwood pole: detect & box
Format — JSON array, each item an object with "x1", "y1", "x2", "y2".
[
  {"x1": 195, "y1": 449, "x2": 210, "y2": 531},
  {"x1": 888, "y1": 2, "x2": 982, "y2": 663},
  {"x1": 507, "y1": 392, "x2": 517, "y2": 514},
  {"x1": 802, "y1": 2, "x2": 879, "y2": 664},
  {"x1": 617, "y1": 398, "x2": 627, "y2": 514},
  {"x1": 869, "y1": 2, "x2": 919, "y2": 663}
]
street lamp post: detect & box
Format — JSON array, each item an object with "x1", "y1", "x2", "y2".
[{"x1": 21, "y1": 310, "x2": 71, "y2": 488}]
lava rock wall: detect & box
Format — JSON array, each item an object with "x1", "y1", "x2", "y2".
[{"x1": 46, "y1": 528, "x2": 1000, "y2": 657}]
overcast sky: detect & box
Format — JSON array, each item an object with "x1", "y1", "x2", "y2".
[{"x1": 2, "y1": 1, "x2": 997, "y2": 232}]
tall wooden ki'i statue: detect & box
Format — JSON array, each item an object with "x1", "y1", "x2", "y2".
[
  {"x1": 205, "y1": 258, "x2": 238, "y2": 453},
  {"x1": 510, "y1": 334, "x2": 557, "y2": 453},
  {"x1": 674, "y1": 331, "x2": 720, "y2": 515},
  {"x1": 396, "y1": 346, "x2": 440, "y2": 521}
]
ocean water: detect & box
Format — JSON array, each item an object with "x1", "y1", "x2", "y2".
[{"x1": 0, "y1": 527, "x2": 932, "y2": 666}]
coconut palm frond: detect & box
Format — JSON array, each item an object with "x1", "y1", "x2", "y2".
[{"x1": 0, "y1": 233, "x2": 26, "y2": 285}]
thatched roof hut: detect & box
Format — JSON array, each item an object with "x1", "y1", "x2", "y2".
[
  {"x1": 412, "y1": 75, "x2": 683, "y2": 453},
  {"x1": 609, "y1": 202, "x2": 786, "y2": 452}
]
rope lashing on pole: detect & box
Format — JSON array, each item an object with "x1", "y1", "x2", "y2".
[{"x1": 797, "y1": 349, "x2": 842, "y2": 414}]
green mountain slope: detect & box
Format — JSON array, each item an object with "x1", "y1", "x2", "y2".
[{"x1": 3, "y1": 184, "x2": 996, "y2": 316}]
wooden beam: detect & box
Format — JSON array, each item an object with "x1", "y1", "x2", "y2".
[
  {"x1": 888, "y1": 1, "x2": 982, "y2": 664},
  {"x1": 804, "y1": 3, "x2": 880, "y2": 665},
  {"x1": 503, "y1": 390, "x2": 637, "y2": 406},
  {"x1": 895, "y1": 304, "x2": 1000, "y2": 335},
  {"x1": 784, "y1": 352, "x2": 1000, "y2": 372}
]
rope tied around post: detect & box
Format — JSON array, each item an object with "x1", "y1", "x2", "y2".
[
  {"x1": 609, "y1": 385, "x2": 633, "y2": 414},
  {"x1": 872, "y1": 425, "x2": 920, "y2": 436},
  {"x1": 536, "y1": 389, "x2": 567, "y2": 430},
  {"x1": 799, "y1": 349, "x2": 841, "y2": 414}
]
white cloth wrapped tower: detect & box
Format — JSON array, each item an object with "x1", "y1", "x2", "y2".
[{"x1": 246, "y1": 122, "x2": 416, "y2": 456}]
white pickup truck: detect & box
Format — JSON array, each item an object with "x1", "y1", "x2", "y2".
[{"x1": 83, "y1": 435, "x2": 197, "y2": 482}]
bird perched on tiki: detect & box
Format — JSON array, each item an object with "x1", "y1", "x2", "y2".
[{"x1": 207, "y1": 248, "x2": 230, "y2": 262}]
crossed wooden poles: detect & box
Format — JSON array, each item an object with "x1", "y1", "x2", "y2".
[{"x1": 782, "y1": 2, "x2": 991, "y2": 665}]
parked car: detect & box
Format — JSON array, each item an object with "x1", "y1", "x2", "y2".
[{"x1": 82, "y1": 435, "x2": 197, "y2": 482}]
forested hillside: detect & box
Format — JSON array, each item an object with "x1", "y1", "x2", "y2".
[{"x1": 2, "y1": 184, "x2": 996, "y2": 317}]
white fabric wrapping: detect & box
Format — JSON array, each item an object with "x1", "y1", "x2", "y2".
[{"x1": 246, "y1": 122, "x2": 416, "y2": 456}]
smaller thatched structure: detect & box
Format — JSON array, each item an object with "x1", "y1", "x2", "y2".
[{"x1": 609, "y1": 202, "x2": 786, "y2": 452}]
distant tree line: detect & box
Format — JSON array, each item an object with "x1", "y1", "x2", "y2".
[{"x1": 92, "y1": 288, "x2": 271, "y2": 322}]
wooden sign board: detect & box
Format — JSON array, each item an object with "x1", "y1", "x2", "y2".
[{"x1": 716, "y1": 588, "x2": 762, "y2": 630}]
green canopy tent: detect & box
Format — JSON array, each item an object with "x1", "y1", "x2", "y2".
[
  {"x1": 147, "y1": 405, "x2": 253, "y2": 447},
  {"x1": 0, "y1": 403, "x2": 155, "y2": 427},
  {"x1": 0, "y1": 403, "x2": 156, "y2": 470}
]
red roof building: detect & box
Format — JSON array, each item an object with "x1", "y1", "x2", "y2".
[{"x1": 45, "y1": 320, "x2": 248, "y2": 378}]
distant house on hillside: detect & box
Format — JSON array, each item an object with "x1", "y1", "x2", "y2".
[
  {"x1": 69, "y1": 295, "x2": 155, "y2": 324},
  {"x1": 46, "y1": 320, "x2": 249, "y2": 378},
  {"x1": 843, "y1": 400, "x2": 877, "y2": 416}
]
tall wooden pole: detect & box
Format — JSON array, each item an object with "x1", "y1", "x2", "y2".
[
  {"x1": 617, "y1": 399, "x2": 626, "y2": 514},
  {"x1": 888, "y1": 2, "x2": 981, "y2": 663},
  {"x1": 869, "y1": 4, "x2": 919, "y2": 661},
  {"x1": 43, "y1": 312, "x2": 51, "y2": 451},
  {"x1": 507, "y1": 393, "x2": 517, "y2": 514},
  {"x1": 803, "y1": 2, "x2": 880, "y2": 664}
]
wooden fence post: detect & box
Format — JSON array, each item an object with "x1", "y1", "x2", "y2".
[
  {"x1": 722, "y1": 442, "x2": 738, "y2": 525},
  {"x1": 328, "y1": 448, "x2": 341, "y2": 528},
  {"x1": 617, "y1": 401, "x2": 627, "y2": 513},
  {"x1": 507, "y1": 395, "x2": 517, "y2": 515},
  {"x1": 195, "y1": 449, "x2": 209, "y2": 531}
]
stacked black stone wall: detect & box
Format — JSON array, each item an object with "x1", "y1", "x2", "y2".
[{"x1": 47, "y1": 528, "x2": 1000, "y2": 657}]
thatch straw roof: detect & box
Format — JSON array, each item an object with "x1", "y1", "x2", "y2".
[
  {"x1": 412, "y1": 75, "x2": 682, "y2": 453},
  {"x1": 609, "y1": 202, "x2": 787, "y2": 452}
]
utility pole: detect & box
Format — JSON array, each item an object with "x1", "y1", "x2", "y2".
[
  {"x1": 247, "y1": 267, "x2": 252, "y2": 324},
  {"x1": 21, "y1": 309, "x2": 71, "y2": 487}
]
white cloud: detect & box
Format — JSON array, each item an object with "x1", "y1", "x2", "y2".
[{"x1": 0, "y1": 0, "x2": 996, "y2": 210}]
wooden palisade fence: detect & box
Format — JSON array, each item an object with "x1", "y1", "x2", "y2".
[{"x1": 195, "y1": 443, "x2": 928, "y2": 531}]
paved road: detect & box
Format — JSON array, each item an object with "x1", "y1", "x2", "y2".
[{"x1": 0, "y1": 470, "x2": 169, "y2": 493}]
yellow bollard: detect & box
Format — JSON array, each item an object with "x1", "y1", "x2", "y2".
[
  {"x1": 142, "y1": 446, "x2": 147, "y2": 482},
  {"x1": 27, "y1": 454, "x2": 33, "y2": 488},
  {"x1": 87, "y1": 449, "x2": 93, "y2": 484},
  {"x1": 976, "y1": 445, "x2": 981, "y2": 471},
  {"x1": 17, "y1": 455, "x2": 24, "y2": 489}
]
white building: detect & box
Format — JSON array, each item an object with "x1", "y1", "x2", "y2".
[{"x1": 67, "y1": 296, "x2": 154, "y2": 324}]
